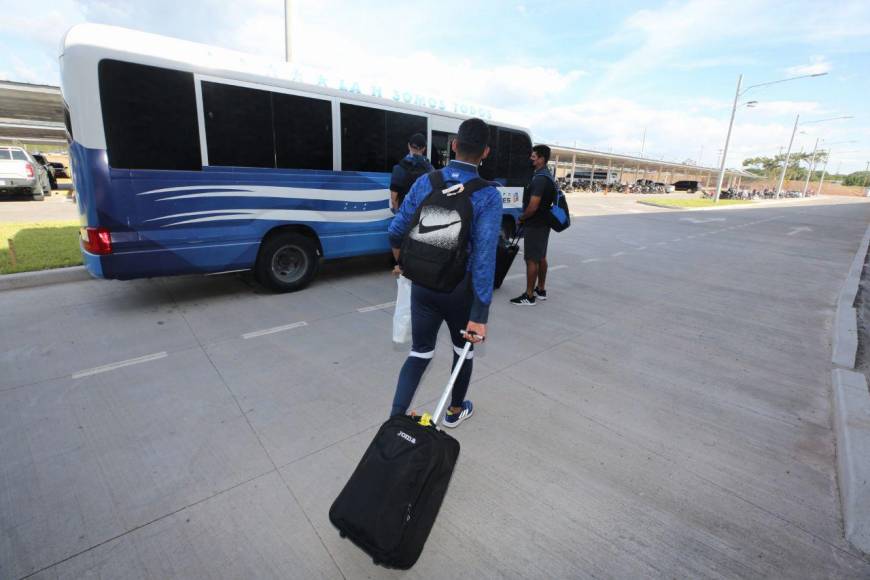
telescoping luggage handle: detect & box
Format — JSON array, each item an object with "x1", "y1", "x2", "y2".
[
  {"x1": 508, "y1": 225, "x2": 524, "y2": 248},
  {"x1": 431, "y1": 331, "x2": 478, "y2": 426}
]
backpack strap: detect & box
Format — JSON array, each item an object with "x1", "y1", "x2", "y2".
[
  {"x1": 531, "y1": 172, "x2": 559, "y2": 205},
  {"x1": 459, "y1": 177, "x2": 495, "y2": 196},
  {"x1": 428, "y1": 170, "x2": 445, "y2": 192}
]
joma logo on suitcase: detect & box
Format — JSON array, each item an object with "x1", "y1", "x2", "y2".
[{"x1": 397, "y1": 431, "x2": 416, "y2": 445}]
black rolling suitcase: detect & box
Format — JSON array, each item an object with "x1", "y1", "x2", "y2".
[
  {"x1": 494, "y1": 227, "x2": 522, "y2": 289},
  {"x1": 329, "y1": 336, "x2": 474, "y2": 569}
]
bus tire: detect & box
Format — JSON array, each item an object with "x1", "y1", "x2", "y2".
[{"x1": 255, "y1": 232, "x2": 319, "y2": 293}]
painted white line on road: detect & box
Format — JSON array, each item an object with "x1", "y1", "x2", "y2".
[
  {"x1": 656, "y1": 241, "x2": 668, "y2": 246},
  {"x1": 611, "y1": 251, "x2": 626, "y2": 257},
  {"x1": 357, "y1": 302, "x2": 395, "y2": 313},
  {"x1": 581, "y1": 258, "x2": 600, "y2": 263},
  {"x1": 671, "y1": 238, "x2": 682, "y2": 242},
  {"x1": 72, "y1": 352, "x2": 168, "y2": 379},
  {"x1": 637, "y1": 246, "x2": 647, "y2": 250},
  {"x1": 242, "y1": 321, "x2": 308, "y2": 340},
  {"x1": 549, "y1": 265, "x2": 568, "y2": 271}
]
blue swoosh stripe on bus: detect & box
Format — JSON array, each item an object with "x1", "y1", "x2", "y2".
[
  {"x1": 133, "y1": 172, "x2": 390, "y2": 192},
  {"x1": 160, "y1": 208, "x2": 395, "y2": 227},
  {"x1": 137, "y1": 185, "x2": 388, "y2": 203},
  {"x1": 145, "y1": 197, "x2": 390, "y2": 221}
]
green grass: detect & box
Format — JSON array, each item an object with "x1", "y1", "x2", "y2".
[
  {"x1": 639, "y1": 197, "x2": 753, "y2": 209},
  {"x1": 0, "y1": 221, "x2": 83, "y2": 274}
]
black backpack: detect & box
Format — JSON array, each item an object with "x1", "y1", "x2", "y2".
[
  {"x1": 393, "y1": 158, "x2": 431, "y2": 202},
  {"x1": 400, "y1": 171, "x2": 488, "y2": 292}
]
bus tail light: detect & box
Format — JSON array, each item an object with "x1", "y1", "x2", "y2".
[
  {"x1": 82, "y1": 227, "x2": 112, "y2": 254},
  {"x1": 25, "y1": 162, "x2": 34, "y2": 178}
]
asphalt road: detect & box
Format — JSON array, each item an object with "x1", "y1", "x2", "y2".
[
  {"x1": 0, "y1": 189, "x2": 78, "y2": 224},
  {"x1": 2, "y1": 195, "x2": 870, "y2": 579}
]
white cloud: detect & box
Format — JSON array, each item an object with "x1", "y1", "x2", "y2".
[
  {"x1": 1, "y1": 0, "x2": 866, "y2": 171},
  {"x1": 785, "y1": 56, "x2": 832, "y2": 76}
]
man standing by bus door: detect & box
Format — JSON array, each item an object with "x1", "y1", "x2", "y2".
[
  {"x1": 510, "y1": 145, "x2": 555, "y2": 306},
  {"x1": 390, "y1": 133, "x2": 432, "y2": 213}
]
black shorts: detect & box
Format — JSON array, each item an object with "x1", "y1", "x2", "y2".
[{"x1": 523, "y1": 225, "x2": 550, "y2": 261}]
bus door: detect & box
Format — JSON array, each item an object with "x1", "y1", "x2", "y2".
[{"x1": 430, "y1": 130, "x2": 456, "y2": 169}]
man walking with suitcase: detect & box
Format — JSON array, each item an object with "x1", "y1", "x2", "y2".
[
  {"x1": 510, "y1": 144, "x2": 556, "y2": 306},
  {"x1": 387, "y1": 118, "x2": 502, "y2": 426}
]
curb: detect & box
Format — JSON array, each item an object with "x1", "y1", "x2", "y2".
[
  {"x1": 831, "y1": 221, "x2": 870, "y2": 557},
  {"x1": 833, "y1": 224, "x2": 870, "y2": 368},
  {"x1": 832, "y1": 368, "x2": 870, "y2": 555},
  {"x1": 0, "y1": 266, "x2": 92, "y2": 292}
]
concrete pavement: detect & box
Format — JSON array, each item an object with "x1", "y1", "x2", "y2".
[{"x1": 2, "y1": 196, "x2": 870, "y2": 578}]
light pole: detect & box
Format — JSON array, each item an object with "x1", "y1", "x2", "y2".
[
  {"x1": 801, "y1": 137, "x2": 820, "y2": 197},
  {"x1": 775, "y1": 115, "x2": 799, "y2": 198},
  {"x1": 775, "y1": 114, "x2": 852, "y2": 197},
  {"x1": 284, "y1": 0, "x2": 293, "y2": 62},
  {"x1": 713, "y1": 72, "x2": 826, "y2": 203}
]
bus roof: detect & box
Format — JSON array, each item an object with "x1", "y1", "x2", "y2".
[{"x1": 61, "y1": 23, "x2": 531, "y2": 135}]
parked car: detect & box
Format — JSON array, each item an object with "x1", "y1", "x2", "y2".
[
  {"x1": 0, "y1": 147, "x2": 51, "y2": 200},
  {"x1": 31, "y1": 153, "x2": 58, "y2": 190},
  {"x1": 673, "y1": 180, "x2": 701, "y2": 193},
  {"x1": 49, "y1": 161, "x2": 69, "y2": 178}
]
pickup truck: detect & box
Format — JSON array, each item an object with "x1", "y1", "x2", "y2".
[
  {"x1": 0, "y1": 147, "x2": 51, "y2": 200},
  {"x1": 32, "y1": 153, "x2": 58, "y2": 190}
]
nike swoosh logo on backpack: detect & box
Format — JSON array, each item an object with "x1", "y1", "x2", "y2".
[{"x1": 418, "y1": 220, "x2": 462, "y2": 235}]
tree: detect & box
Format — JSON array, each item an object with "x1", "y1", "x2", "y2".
[
  {"x1": 742, "y1": 151, "x2": 828, "y2": 182},
  {"x1": 843, "y1": 172, "x2": 870, "y2": 186}
]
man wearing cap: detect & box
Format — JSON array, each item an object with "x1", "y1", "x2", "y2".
[
  {"x1": 387, "y1": 118, "x2": 502, "y2": 427},
  {"x1": 390, "y1": 133, "x2": 433, "y2": 213}
]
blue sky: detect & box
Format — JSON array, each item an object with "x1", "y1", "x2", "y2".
[{"x1": 2, "y1": 0, "x2": 868, "y2": 172}]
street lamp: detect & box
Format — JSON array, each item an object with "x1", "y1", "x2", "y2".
[
  {"x1": 775, "y1": 114, "x2": 853, "y2": 197},
  {"x1": 714, "y1": 72, "x2": 827, "y2": 203},
  {"x1": 284, "y1": 0, "x2": 293, "y2": 62}
]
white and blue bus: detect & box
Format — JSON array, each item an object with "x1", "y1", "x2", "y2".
[{"x1": 60, "y1": 24, "x2": 532, "y2": 292}]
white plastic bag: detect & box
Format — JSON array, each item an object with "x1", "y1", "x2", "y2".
[{"x1": 392, "y1": 275, "x2": 412, "y2": 344}]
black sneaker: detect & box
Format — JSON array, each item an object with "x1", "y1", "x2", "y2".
[
  {"x1": 534, "y1": 287, "x2": 547, "y2": 300},
  {"x1": 510, "y1": 293, "x2": 536, "y2": 306}
]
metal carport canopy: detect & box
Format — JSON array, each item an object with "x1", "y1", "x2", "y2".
[
  {"x1": 0, "y1": 80, "x2": 67, "y2": 145},
  {"x1": 541, "y1": 143, "x2": 751, "y2": 183}
]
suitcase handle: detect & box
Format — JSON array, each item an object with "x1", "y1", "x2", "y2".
[
  {"x1": 431, "y1": 332, "x2": 475, "y2": 426},
  {"x1": 509, "y1": 225, "x2": 524, "y2": 247}
]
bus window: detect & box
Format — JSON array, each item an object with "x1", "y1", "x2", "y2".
[
  {"x1": 202, "y1": 81, "x2": 274, "y2": 168},
  {"x1": 430, "y1": 130, "x2": 455, "y2": 169},
  {"x1": 273, "y1": 92, "x2": 332, "y2": 170},
  {"x1": 496, "y1": 129, "x2": 512, "y2": 181},
  {"x1": 98, "y1": 59, "x2": 201, "y2": 170},
  {"x1": 386, "y1": 110, "x2": 426, "y2": 170},
  {"x1": 508, "y1": 130, "x2": 532, "y2": 185},
  {"x1": 341, "y1": 103, "x2": 426, "y2": 172},
  {"x1": 479, "y1": 126, "x2": 531, "y2": 186}
]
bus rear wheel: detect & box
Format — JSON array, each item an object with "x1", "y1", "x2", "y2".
[{"x1": 255, "y1": 232, "x2": 319, "y2": 293}]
